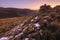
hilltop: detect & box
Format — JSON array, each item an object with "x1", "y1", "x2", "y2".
[{"x1": 0, "y1": 7, "x2": 37, "y2": 18}]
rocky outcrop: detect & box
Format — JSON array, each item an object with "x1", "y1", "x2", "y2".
[{"x1": 0, "y1": 11, "x2": 60, "y2": 40}]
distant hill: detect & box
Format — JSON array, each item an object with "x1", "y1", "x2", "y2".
[{"x1": 0, "y1": 7, "x2": 37, "y2": 18}]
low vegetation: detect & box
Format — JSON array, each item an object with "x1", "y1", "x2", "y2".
[{"x1": 0, "y1": 16, "x2": 29, "y2": 37}]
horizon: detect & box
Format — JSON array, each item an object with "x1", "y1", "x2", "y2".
[{"x1": 0, "y1": 0, "x2": 60, "y2": 10}]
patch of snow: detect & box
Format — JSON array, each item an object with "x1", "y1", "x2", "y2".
[
  {"x1": 31, "y1": 19, "x2": 34, "y2": 22},
  {"x1": 34, "y1": 23, "x2": 40, "y2": 27},
  {"x1": 24, "y1": 38, "x2": 29, "y2": 40},
  {"x1": 15, "y1": 32, "x2": 23, "y2": 38},
  {"x1": 16, "y1": 25, "x2": 20, "y2": 28},
  {"x1": 20, "y1": 23, "x2": 24, "y2": 26},
  {"x1": 18, "y1": 28, "x2": 21, "y2": 31},
  {"x1": 0, "y1": 37, "x2": 9, "y2": 40},
  {"x1": 44, "y1": 20, "x2": 47, "y2": 22},
  {"x1": 23, "y1": 38, "x2": 36, "y2": 40},
  {"x1": 13, "y1": 27, "x2": 16, "y2": 31},
  {"x1": 35, "y1": 16, "x2": 38, "y2": 20},
  {"x1": 34, "y1": 23, "x2": 40, "y2": 29},
  {"x1": 20, "y1": 20, "x2": 27, "y2": 26}
]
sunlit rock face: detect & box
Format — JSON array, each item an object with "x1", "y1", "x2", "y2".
[{"x1": 0, "y1": 37, "x2": 9, "y2": 40}]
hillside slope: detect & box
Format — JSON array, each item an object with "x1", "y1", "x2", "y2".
[{"x1": 0, "y1": 7, "x2": 37, "y2": 18}]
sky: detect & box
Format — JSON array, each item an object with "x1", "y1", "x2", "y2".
[{"x1": 0, "y1": 0, "x2": 60, "y2": 10}]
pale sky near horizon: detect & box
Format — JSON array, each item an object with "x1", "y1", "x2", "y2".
[{"x1": 0, "y1": 0, "x2": 60, "y2": 10}]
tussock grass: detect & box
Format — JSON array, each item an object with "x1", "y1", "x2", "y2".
[{"x1": 0, "y1": 16, "x2": 29, "y2": 36}]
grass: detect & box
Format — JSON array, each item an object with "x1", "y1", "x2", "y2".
[{"x1": 0, "y1": 16, "x2": 29, "y2": 36}]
